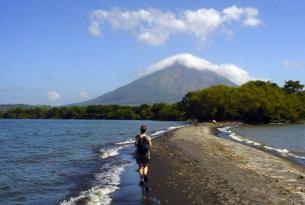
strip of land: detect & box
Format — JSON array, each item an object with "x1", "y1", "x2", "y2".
[{"x1": 147, "y1": 124, "x2": 305, "y2": 205}]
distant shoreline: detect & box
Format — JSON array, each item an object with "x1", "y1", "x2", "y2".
[
  {"x1": 146, "y1": 124, "x2": 305, "y2": 204},
  {"x1": 1, "y1": 118, "x2": 304, "y2": 126}
]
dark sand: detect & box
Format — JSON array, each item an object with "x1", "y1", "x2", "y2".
[{"x1": 146, "y1": 124, "x2": 305, "y2": 205}]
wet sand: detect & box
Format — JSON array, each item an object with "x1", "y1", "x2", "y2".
[{"x1": 146, "y1": 124, "x2": 305, "y2": 205}]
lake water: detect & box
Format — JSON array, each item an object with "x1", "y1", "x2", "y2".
[
  {"x1": 217, "y1": 123, "x2": 305, "y2": 167},
  {"x1": 0, "y1": 119, "x2": 186, "y2": 205}
]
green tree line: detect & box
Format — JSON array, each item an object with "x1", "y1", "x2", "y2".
[
  {"x1": 181, "y1": 80, "x2": 305, "y2": 123},
  {"x1": 0, "y1": 103, "x2": 185, "y2": 121},
  {"x1": 1, "y1": 80, "x2": 304, "y2": 123}
]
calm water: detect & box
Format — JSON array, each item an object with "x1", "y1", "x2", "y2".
[
  {"x1": 217, "y1": 124, "x2": 305, "y2": 167},
  {"x1": 0, "y1": 119, "x2": 186, "y2": 205}
]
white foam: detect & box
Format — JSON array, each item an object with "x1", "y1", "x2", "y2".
[
  {"x1": 264, "y1": 146, "x2": 289, "y2": 154},
  {"x1": 218, "y1": 126, "x2": 263, "y2": 147},
  {"x1": 115, "y1": 139, "x2": 134, "y2": 145},
  {"x1": 99, "y1": 146, "x2": 124, "y2": 159},
  {"x1": 264, "y1": 146, "x2": 273, "y2": 150},
  {"x1": 217, "y1": 126, "x2": 231, "y2": 133},
  {"x1": 151, "y1": 125, "x2": 187, "y2": 137},
  {"x1": 60, "y1": 162, "x2": 129, "y2": 205},
  {"x1": 229, "y1": 133, "x2": 244, "y2": 142},
  {"x1": 291, "y1": 154, "x2": 305, "y2": 160},
  {"x1": 228, "y1": 132, "x2": 290, "y2": 155},
  {"x1": 167, "y1": 125, "x2": 186, "y2": 130},
  {"x1": 244, "y1": 139, "x2": 260, "y2": 146},
  {"x1": 218, "y1": 126, "x2": 245, "y2": 142},
  {"x1": 245, "y1": 139, "x2": 254, "y2": 144},
  {"x1": 218, "y1": 126, "x2": 305, "y2": 163},
  {"x1": 151, "y1": 130, "x2": 166, "y2": 136}
]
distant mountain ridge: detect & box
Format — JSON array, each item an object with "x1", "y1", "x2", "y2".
[{"x1": 79, "y1": 62, "x2": 236, "y2": 105}]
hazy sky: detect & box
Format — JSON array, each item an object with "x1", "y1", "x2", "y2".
[{"x1": 1, "y1": 0, "x2": 304, "y2": 105}]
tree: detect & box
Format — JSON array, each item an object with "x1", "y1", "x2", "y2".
[
  {"x1": 136, "y1": 104, "x2": 152, "y2": 119},
  {"x1": 151, "y1": 103, "x2": 167, "y2": 120},
  {"x1": 283, "y1": 80, "x2": 304, "y2": 94},
  {"x1": 158, "y1": 103, "x2": 185, "y2": 121}
]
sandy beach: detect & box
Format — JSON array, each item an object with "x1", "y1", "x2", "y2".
[{"x1": 146, "y1": 124, "x2": 305, "y2": 205}]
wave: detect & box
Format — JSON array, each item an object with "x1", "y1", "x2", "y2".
[
  {"x1": 60, "y1": 162, "x2": 130, "y2": 205},
  {"x1": 264, "y1": 146, "x2": 289, "y2": 154},
  {"x1": 114, "y1": 124, "x2": 187, "y2": 146},
  {"x1": 100, "y1": 139, "x2": 136, "y2": 159},
  {"x1": 115, "y1": 139, "x2": 134, "y2": 145},
  {"x1": 217, "y1": 126, "x2": 305, "y2": 162},
  {"x1": 151, "y1": 124, "x2": 187, "y2": 137},
  {"x1": 293, "y1": 154, "x2": 305, "y2": 160},
  {"x1": 167, "y1": 125, "x2": 186, "y2": 130},
  {"x1": 115, "y1": 125, "x2": 187, "y2": 145},
  {"x1": 99, "y1": 146, "x2": 126, "y2": 159},
  {"x1": 61, "y1": 142, "x2": 132, "y2": 205},
  {"x1": 217, "y1": 126, "x2": 234, "y2": 134},
  {"x1": 151, "y1": 130, "x2": 166, "y2": 136}
]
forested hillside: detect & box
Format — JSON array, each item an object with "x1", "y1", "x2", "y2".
[{"x1": 1, "y1": 80, "x2": 304, "y2": 124}]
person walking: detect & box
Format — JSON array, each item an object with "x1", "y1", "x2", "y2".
[{"x1": 135, "y1": 125, "x2": 152, "y2": 185}]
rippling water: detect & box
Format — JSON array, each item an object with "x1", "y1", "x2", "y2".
[
  {"x1": 0, "y1": 119, "x2": 185, "y2": 205},
  {"x1": 217, "y1": 123, "x2": 305, "y2": 167}
]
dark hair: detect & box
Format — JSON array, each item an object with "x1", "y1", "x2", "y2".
[{"x1": 140, "y1": 125, "x2": 147, "y2": 134}]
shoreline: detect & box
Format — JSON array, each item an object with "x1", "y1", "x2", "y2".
[
  {"x1": 146, "y1": 124, "x2": 305, "y2": 204},
  {"x1": 216, "y1": 124, "x2": 305, "y2": 170}
]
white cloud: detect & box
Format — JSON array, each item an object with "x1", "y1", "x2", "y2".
[
  {"x1": 88, "y1": 20, "x2": 102, "y2": 36},
  {"x1": 223, "y1": 6, "x2": 244, "y2": 21},
  {"x1": 88, "y1": 6, "x2": 262, "y2": 46},
  {"x1": 137, "y1": 53, "x2": 255, "y2": 85},
  {"x1": 243, "y1": 7, "x2": 261, "y2": 27},
  {"x1": 46, "y1": 91, "x2": 61, "y2": 101},
  {"x1": 79, "y1": 91, "x2": 91, "y2": 99},
  {"x1": 282, "y1": 60, "x2": 302, "y2": 69}
]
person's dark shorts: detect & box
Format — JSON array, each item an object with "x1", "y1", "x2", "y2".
[{"x1": 136, "y1": 152, "x2": 150, "y2": 166}]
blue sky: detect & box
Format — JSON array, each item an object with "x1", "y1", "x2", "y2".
[{"x1": 0, "y1": 0, "x2": 304, "y2": 105}]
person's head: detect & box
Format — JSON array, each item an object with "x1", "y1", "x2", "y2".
[{"x1": 140, "y1": 125, "x2": 147, "y2": 134}]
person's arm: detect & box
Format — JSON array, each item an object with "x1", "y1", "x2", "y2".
[
  {"x1": 147, "y1": 136, "x2": 152, "y2": 151},
  {"x1": 135, "y1": 135, "x2": 138, "y2": 147}
]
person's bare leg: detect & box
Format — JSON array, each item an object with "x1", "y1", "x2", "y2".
[
  {"x1": 143, "y1": 165, "x2": 149, "y2": 182},
  {"x1": 143, "y1": 165, "x2": 149, "y2": 176},
  {"x1": 139, "y1": 165, "x2": 144, "y2": 182}
]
